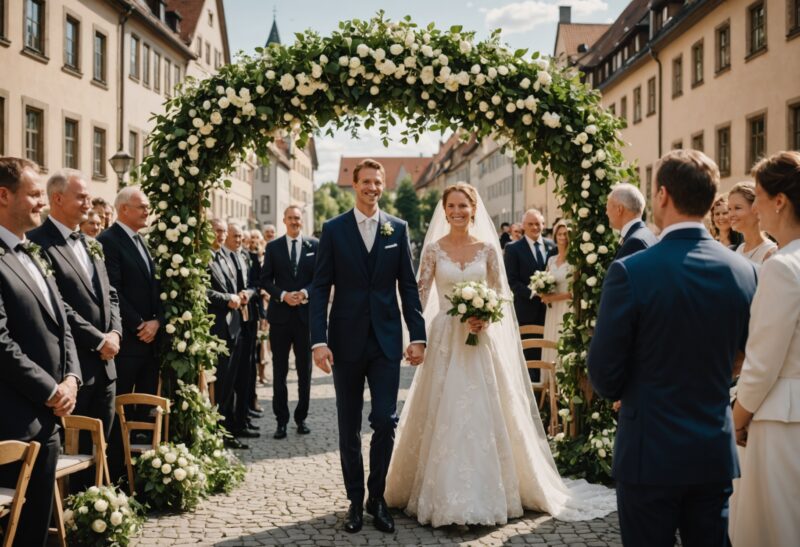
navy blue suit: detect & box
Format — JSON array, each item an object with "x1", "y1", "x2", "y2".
[
  {"x1": 310, "y1": 209, "x2": 425, "y2": 503},
  {"x1": 588, "y1": 227, "x2": 757, "y2": 547},
  {"x1": 615, "y1": 220, "x2": 659, "y2": 260},
  {"x1": 260, "y1": 235, "x2": 318, "y2": 426}
]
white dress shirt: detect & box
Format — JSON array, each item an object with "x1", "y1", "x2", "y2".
[
  {"x1": 658, "y1": 221, "x2": 707, "y2": 239},
  {"x1": 117, "y1": 221, "x2": 151, "y2": 273},
  {"x1": 354, "y1": 207, "x2": 380, "y2": 252},
  {"x1": 281, "y1": 234, "x2": 308, "y2": 302},
  {"x1": 524, "y1": 234, "x2": 546, "y2": 263},
  {"x1": 620, "y1": 218, "x2": 640, "y2": 240},
  {"x1": 50, "y1": 216, "x2": 95, "y2": 282}
]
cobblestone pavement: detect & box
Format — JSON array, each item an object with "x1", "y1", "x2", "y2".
[{"x1": 134, "y1": 364, "x2": 621, "y2": 546}]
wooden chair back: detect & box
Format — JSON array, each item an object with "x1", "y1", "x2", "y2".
[
  {"x1": 520, "y1": 336, "x2": 560, "y2": 436},
  {"x1": 518, "y1": 324, "x2": 545, "y2": 336},
  {"x1": 0, "y1": 440, "x2": 40, "y2": 547},
  {"x1": 115, "y1": 394, "x2": 170, "y2": 494}
]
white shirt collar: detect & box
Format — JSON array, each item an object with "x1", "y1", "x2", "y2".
[
  {"x1": 286, "y1": 234, "x2": 302, "y2": 250},
  {"x1": 353, "y1": 207, "x2": 380, "y2": 224},
  {"x1": 116, "y1": 221, "x2": 139, "y2": 240},
  {"x1": 659, "y1": 221, "x2": 707, "y2": 239},
  {"x1": 222, "y1": 244, "x2": 239, "y2": 256},
  {"x1": 0, "y1": 224, "x2": 23, "y2": 250},
  {"x1": 525, "y1": 234, "x2": 543, "y2": 247},
  {"x1": 620, "y1": 218, "x2": 641, "y2": 239},
  {"x1": 49, "y1": 216, "x2": 78, "y2": 241}
]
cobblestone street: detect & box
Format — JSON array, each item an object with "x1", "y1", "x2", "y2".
[{"x1": 133, "y1": 365, "x2": 621, "y2": 546}]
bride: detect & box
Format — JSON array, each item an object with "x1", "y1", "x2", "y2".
[{"x1": 385, "y1": 183, "x2": 615, "y2": 527}]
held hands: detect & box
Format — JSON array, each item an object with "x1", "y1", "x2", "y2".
[
  {"x1": 46, "y1": 376, "x2": 78, "y2": 417},
  {"x1": 313, "y1": 346, "x2": 334, "y2": 374},
  {"x1": 238, "y1": 291, "x2": 250, "y2": 305},
  {"x1": 466, "y1": 317, "x2": 489, "y2": 334},
  {"x1": 405, "y1": 343, "x2": 425, "y2": 366},
  {"x1": 283, "y1": 291, "x2": 306, "y2": 307},
  {"x1": 227, "y1": 294, "x2": 242, "y2": 309},
  {"x1": 137, "y1": 319, "x2": 160, "y2": 343},
  {"x1": 99, "y1": 331, "x2": 121, "y2": 360}
]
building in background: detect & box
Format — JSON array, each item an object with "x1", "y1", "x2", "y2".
[{"x1": 336, "y1": 155, "x2": 432, "y2": 191}]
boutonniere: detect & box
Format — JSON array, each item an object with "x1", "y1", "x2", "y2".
[
  {"x1": 27, "y1": 242, "x2": 54, "y2": 278},
  {"x1": 86, "y1": 238, "x2": 104, "y2": 260},
  {"x1": 380, "y1": 221, "x2": 394, "y2": 237},
  {"x1": 0, "y1": 247, "x2": 5, "y2": 257},
  {"x1": 303, "y1": 240, "x2": 313, "y2": 250}
]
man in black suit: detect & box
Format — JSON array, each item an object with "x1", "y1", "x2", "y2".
[
  {"x1": 0, "y1": 157, "x2": 81, "y2": 546},
  {"x1": 261, "y1": 205, "x2": 318, "y2": 439},
  {"x1": 97, "y1": 186, "x2": 163, "y2": 479},
  {"x1": 606, "y1": 182, "x2": 659, "y2": 260},
  {"x1": 28, "y1": 169, "x2": 122, "y2": 491},
  {"x1": 499, "y1": 222, "x2": 511, "y2": 248},
  {"x1": 504, "y1": 209, "x2": 556, "y2": 381}
]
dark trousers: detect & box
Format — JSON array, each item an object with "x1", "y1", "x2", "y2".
[
  {"x1": 71, "y1": 371, "x2": 116, "y2": 493},
  {"x1": 0, "y1": 428, "x2": 59, "y2": 546},
  {"x1": 332, "y1": 329, "x2": 400, "y2": 504},
  {"x1": 617, "y1": 481, "x2": 733, "y2": 547},
  {"x1": 270, "y1": 315, "x2": 312, "y2": 426},
  {"x1": 233, "y1": 321, "x2": 257, "y2": 432},
  {"x1": 216, "y1": 333, "x2": 243, "y2": 432}
]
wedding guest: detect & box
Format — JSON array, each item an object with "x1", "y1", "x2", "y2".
[
  {"x1": 711, "y1": 195, "x2": 743, "y2": 249},
  {"x1": 605, "y1": 182, "x2": 658, "y2": 259},
  {"x1": 0, "y1": 157, "x2": 81, "y2": 546},
  {"x1": 540, "y1": 220, "x2": 572, "y2": 365},
  {"x1": 729, "y1": 181, "x2": 777, "y2": 265},
  {"x1": 263, "y1": 224, "x2": 276, "y2": 243},
  {"x1": 499, "y1": 222, "x2": 512, "y2": 248},
  {"x1": 730, "y1": 151, "x2": 800, "y2": 547},
  {"x1": 588, "y1": 150, "x2": 758, "y2": 546},
  {"x1": 80, "y1": 210, "x2": 103, "y2": 238},
  {"x1": 510, "y1": 222, "x2": 523, "y2": 241},
  {"x1": 91, "y1": 197, "x2": 114, "y2": 231}
]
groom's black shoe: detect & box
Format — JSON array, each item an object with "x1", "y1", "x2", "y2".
[
  {"x1": 343, "y1": 502, "x2": 363, "y2": 533},
  {"x1": 366, "y1": 497, "x2": 394, "y2": 533},
  {"x1": 273, "y1": 425, "x2": 287, "y2": 439},
  {"x1": 296, "y1": 422, "x2": 311, "y2": 435}
]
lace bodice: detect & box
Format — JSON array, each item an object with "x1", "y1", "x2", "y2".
[
  {"x1": 417, "y1": 241, "x2": 503, "y2": 311},
  {"x1": 546, "y1": 255, "x2": 572, "y2": 294}
]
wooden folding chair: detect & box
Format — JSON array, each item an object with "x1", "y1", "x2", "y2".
[
  {"x1": 519, "y1": 324, "x2": 552, "y2": 403},
  {"x1": 0, "y1": 440, "x2": 40, "y2": 547},
  {"x1": 521, "y1": 338, "x2": 560, "y2": 436},
  {"x1": 115, "y1": 394, "x2": 170, "y2": 494},
  {"x1": 50, "y1": 416, "x2": 110, "y2": 547}
]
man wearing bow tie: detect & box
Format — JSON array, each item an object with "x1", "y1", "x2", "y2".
[
  {"x1": 0, "y1": 158, "x2": 81, "y2": 546},
  {"x1": 261, "y1": 205, "x2": 318, "y2": 439},
  {"x1": 28, "y1": 170, "x2": 122, "y2": 491}
]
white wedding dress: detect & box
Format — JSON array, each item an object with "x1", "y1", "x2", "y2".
[{"x1": 385, "y1": 233, "x2": 616, "y2": 526}]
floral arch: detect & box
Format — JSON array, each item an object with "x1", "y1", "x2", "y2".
[{"x1": 138, "y1": 13, "x2": 630, "y2": 482}]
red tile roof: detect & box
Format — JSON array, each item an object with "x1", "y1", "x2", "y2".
[
  {"x1": 336, "y1": 157, "x2": 433, "y2": 190},
  {"x1": 164, "y1": 0, "x2": 230, "y2": 63},
  {"x1": 554, "y1": 23, "x2": 611, "y2": 60}
]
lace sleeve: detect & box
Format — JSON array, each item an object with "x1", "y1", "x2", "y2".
[
  {"x1": 486, "y1": 244, "x2": 503, "y2": 292},
  {"x1": 417, "y1": 244, "x2": 437, "y2": 309}
]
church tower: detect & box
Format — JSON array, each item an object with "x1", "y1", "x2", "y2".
[{"x1": 266, "y1": 8, "x2": 281, "y2": 46}]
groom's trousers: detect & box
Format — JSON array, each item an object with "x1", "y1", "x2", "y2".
[{"x1": 332, "y1": 327, "x2": 400, "y2": 504}]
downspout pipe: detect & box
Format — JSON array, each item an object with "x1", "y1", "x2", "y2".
[{"x1": 649, "y1": 47, "x2": 663, "y2": 158}]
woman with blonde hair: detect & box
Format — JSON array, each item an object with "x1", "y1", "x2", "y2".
[{"x1": 728, "y1": 181, "x2": 777, "y2": 264}]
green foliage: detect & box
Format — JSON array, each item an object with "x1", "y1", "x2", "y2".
[
  {"x1": 134, "y1": 443, "x2": 207, "y2": 512},
  {"x1": 394, "y1": 177, "x2": 421, "y2": 232},
  {"x1": 64, "y1": 485, "x2": 145, "y2": 545}
]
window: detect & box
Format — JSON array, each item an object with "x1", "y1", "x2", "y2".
[
  {"x1": 174, "y1": 65, "x2": 180, "y2": 88},
  {"x1": 717, "y1": 126, "x2": 731, "y2": 176},
  {"x1": 195, "y1": 36, "x2": 202, "y2": 56},
  {"x1": 0, "y1": 97, "x2": 5, "y2": 155},
  {"x1": 716, "y1": 22, "x2": 731, "y2": 72},
  {"x1": 128, "y1": 131, "x2": 138, "y2": 166},
  {"x1": 142, "y1": 44, "x2": 150, "y2": 86},
  {"x1": 645, "y1": 165, "x2": 653, "y2": 213},
  {"x1": 93, "y1": 31, "x2": 106, "y2": 83},
  {"x1": 691, "y1": 132, "x2": 704, "y2": 152},
  {"x1": 164, "y1": 59, "x2": 171, "y2": 96},
  {"x1": 260, "y1": 196, "x2": 271, "y2": 214},
  {"x1": 647, "y1": 77, "x2": 656, "y2": 115},
  {"x1": 93, "y1": 127, "x2": 106, "y2": 177},
  {"x1": 791, "y1": 0, "x2": 800, "y2": 34},
  {"x1": 64, "y1": 16, "x2": 80, "y2": 70},
  {"x1": 608, "y1": 103, "x2": 616, "y2": 116},
  {"x1": 748, "y1": 114, "x2": 766, "y2": 168},
  {"x1": 205, "y1": 43, "x2": 211, "y2": 65},
  {"x1": 214, "y1": 49, "x2": 221, "y2": 69},
  {"x1": 208, "y1": 10, "x2": 213, "y2": 27},
  {"x1": 153, "y1": 52, "x2": 161, "y2": 92},
  {"x1": 130, "y1": 35, "x2": 140, "y2": 79},
  {"x1": 633, "y1": 86, "x2": 642, "y2": 123},
  {"x1": 620, "y1": 96, "x2": 628, "y2": 122},
  {"x1": 0, "y1": 0, "x2": 5, "y2": 39},
  {"x1": 791, "y1": 103, "x2": 800, "y2": 150},
  {"x1": 748, "y1": 2, "x2": 766, "y2": 55},
  {"x1": 691, "y1": 40, "x2": 703, "y2": 86},
  {"x1": 24, "y1": 0, "x2": 45, "y2": 53},
  {"x1": 25, "y1": 107, "x2": 44, "y2": 165},
  {"x1": 672, "y1": 55, "x2": 683, "y2": 97},
  {"x1": 672, "y1": 140, "x2": 683, "y2": 150},
  {"x1": 64, "y1": 118, "x2": 78, "y2": 168}
]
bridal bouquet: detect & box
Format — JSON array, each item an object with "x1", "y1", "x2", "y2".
[
  {"x1": 446, "y1": 281, "x2": 507, "y2": 346},
  {"x1": 529, "y1": 271, "x2": 557, "y2": 299}
]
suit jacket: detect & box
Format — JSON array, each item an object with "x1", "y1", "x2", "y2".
[
  {"x1": 614, "y1": 220, "x2": 659, "y2": 260},
  {"x1": 736, "y1": 239, "x2": 800, "y2": 423},
  {"x1": 207, "y1": 250, "x2": 241, "y2": 343},
  {"x1": 28, "y1": 218, "x2": 121, "y2": 385},
  {"x1": 310, "y1": 210, "x2": 426, "y2": 362},
  {"x1": 0, "y1": 240, "x2": 81, "y2": 441},
  {"x1": 504, "y1": 236, "x2": 556, "y2": 325},
  {"x1": 218, "y1": 247, "x2": 257, "y2": 326},
  {"x1": 97, "y1": 223, "x2": 163, "y2": 357},
  {"x1": 587, "y1": 227, "x2": 758, "y2": 485},
  {"x1": 260, "y1": 235, "x2": 318, "y2": 326}
]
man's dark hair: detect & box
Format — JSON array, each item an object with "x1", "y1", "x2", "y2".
[
  {"x1": 654, "y1": 149, "x2": 719, "y2": 217},
  {"x1": 0, "y1": 157, "x2": 38, "y2": 192},
  {"x1": 500, "y1": 222, "x2": 510, "y2": 229}
]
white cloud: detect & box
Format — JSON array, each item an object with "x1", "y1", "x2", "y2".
[{"x1": 484, "y1": 0, "x2": 608, "y2": 35}]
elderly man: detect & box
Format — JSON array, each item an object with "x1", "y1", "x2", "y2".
[
  {"x1": 606, "y1": 183, "x2": 658, "y2": 259},
  {"x1": 91, "y1": 197, "x2": 114, "y2": 231},
  {"x1": 263, "y1": 224, "x2": 276, "y2": 243},
  {"x1": 80, "y1": 210, "x2": 103, "y2": 238}
]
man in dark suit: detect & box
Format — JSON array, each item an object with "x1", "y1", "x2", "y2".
[
  {"x1": 499, "y1": 222, "x2": 511, "y2": 248},
  {"x1": 97, "y1": 186, "x2": 163, "y2": 479},
  {"x1": 261, "y1": 205, "x2": 318, "y2": 439},
  {"x1": 606, "y1": 182, "x2": 659, "y2": 260},
  {"x1": 588, "y1": 150, "x2": 758, "y2": 547},
  {"x1": 503, "y1": 208, "x2": 556, "y2": 380},
  {"x1": 0, "y1": 157, "x2": 81, "y2": 546},
  {"x1": 28, "y1": 169, "x2": 122, "y2": 491}
]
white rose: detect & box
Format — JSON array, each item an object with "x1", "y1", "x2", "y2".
[
  {"x1": 578, "y1": 207, "x2": 590, "y2": 218},
  {"x1": 586, "y1": 253, "x2": 598, "y2": 265},
  {"x1": 582, "y1": 143, "x2": 594, "y2": 154},
  {"x1": 522, "y1": 113, "x2": 533, "y2": 125},
  {"x1": 164, "y1": 452, "x2": 177, "y2": 463},
  {"x1": 210, "y1": 112, "x2": 223, "y2": 125},
  {"x1": 497, "y1": 65, "x2": 509, "y2": 76},
  {"x1": 586, "y1": 124, "x2": 598, "y2": 135},
  {"x1": 487, "y1": 67, "x2": 497, "y2": 79},
  {"x1": 581, "y1": 159, "x2": 592, "y2": 169},
  {"x1": 349, "y1": 57, "x2": 361, "y2": 69},
  {"x1": 598, "y1": 448, "x2": 607, "y2": 458},
  {"x1": 421, "y1": 45, "x2": 433, "y2": 57},
  {"x1": 475, "y1": 73, "x2": 486, "y2": 86},
  {"x1": 279, "y1": 73, "x2": 296, "y2": 91},
  {"x1": 464, "y1": 91, "x2": 473, "y2": 101},
  {"x1": 581, "y1": 180, "x2": 591, "y2": 190},
  {"x1": 373, "y1": 48, "x2": 386, "y2": 61},
  {"x1": 338, "y1": 55, "x2": 349, "y2": 66},
  {"x1": 180, "y1": 267, "x2": 190, "y2": 277},
  {"x1": 558, "y1": 408, "x2": 570, "y2": 417},
  {"x1": 174, "y1": 468, "x2": 187, "y2": 481},
  {"x1": 542, "y1": 112, "x2": 561, "y2": 128},
  {"x1": 490, "y1": 94, "x2": 501, "y2": 106},
  {"x1": 438, "y1": 54, "x2": 448, "y2": 66},
  {"x1": 598, "y1": 245, "x2": 609, "y2": 255},
  {"x1": 94, "y1": 499, "x2": 109, "y2": 512},
  {"x1": 356, "y1": 43, "x2": 369, "y2": 57},
  {"x1": 182, "y1": 311, "x2": 192, "y2": 321},
  {"x1": 182, "y1": 236, "x2": 191, "y2": 245},
  {"x1": 177, "y1": 341, "x2": 187, "y2": 352},
  {"x1": 470, "y1": 64, "x2": 481, "y2": 74},
  {"x1": 596, "y1": 149, "x2": 607, "y2": 162},
  {"x1": 581, "y1": 190, "x2": 590, "y2": 198},
  {"x1": 595, "y1": 168, "x2": 607, "y2": 180},
  {"x1": 162, "y1": 477, "x2": 171, "y2": 484},
  {"x1": 265, "y1": 70, "x2": 276, "y2": 80},
  {"x1": 389, "y1": 43, "x2": 403, "y2": 55},
  {"x1": 188, "y1": 166, "x2": 200, "y2": 176},
  {"x1": 485, "y1": 111, "x2": 494, "y2": 119},
  {"x1": 520, "y1": 77, "x2": 531, "y2": 89},
  {"x1": 218, "y1": 97, "x2": 230, "y2": 109},
  {"x1": 63, "y1": 508, "x2": 75, "y2": 523},
  {"x1": 420, "y1": 66, "x2": 435, "y2": 85},
  {"x1": 472, "y1": 296, "x2": 485, "y2": 309},
  {"x1": 427, "y1": 100, "x2": 436, "y2": 109},
  {"x1": 191, "y1": 117, "x2": 203, "y2": 128},
  {"x1": 506, "y1": 103, "x2": 516, "y2": 113},
  {"x1": 536, "y1": 70, "x2": 552, "y2": 86},
  {"x1": 91, "y1": 519, "x2": 107, "y2": 533},
  {"x1": 478, "y1": 101, "x2": 489, "y2": 112},
  {"x1": 79, "y1": 506, "x2": 89, "y2": 514},
  {"x1": 592, "y1": 412, "x2": 600, "y2": 420},
  {"x1": 586, "y1": 276, "x2": 598, "y2": 287},
  {"x1": 596, "y1": 224, "x2": 606, "y2": 234},
  {"x1": 165, "y1": 324, "x2": 176, "y2": 334},
  {"x1": 461, "y1": 287, "x2": 476, "y2": 300},
  {"x1": 110, "y1": 511, "x2": 123, "y2": 526},
  {"x1": 187, "y1": 135, "x2": 199, "y2": 146},
  {"x1": 161, "y1": 463, "x2": 172, "y2": 474},
  {"x1": 151, "y1": 457, "x2": 162, "y2": 468},
  {"x1": 459, "y1": 40, "x2": 472, "y2": 54}
]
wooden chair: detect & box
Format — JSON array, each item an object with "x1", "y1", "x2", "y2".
[
  {"x1": 50, "y1": 416, "x2": 110, "y2": 547},
  {"x1": 115, "y1": 394, "x2": 170, "y2": 494},
  {"x1": 519, "y1": 324, "x2": 552, "y2": 404},
  {"x1": 521, "y1": 337, "x2": 560, "y2": 436},
  {"x1": 0, "y1": 440, "x2": 40, "y2": 547}
]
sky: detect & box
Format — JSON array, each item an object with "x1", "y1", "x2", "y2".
[{"x1": 222, "y1": 0, "x2": 630, "y2": 184}]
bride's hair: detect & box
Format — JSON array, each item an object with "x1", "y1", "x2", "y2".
[{"x1": 442, "y1": 183, "x2": 479, "y2": 221}]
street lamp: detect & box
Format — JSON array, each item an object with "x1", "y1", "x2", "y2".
[{"x1": 109, "y1": 150, "x2": 134, "y2": 188}]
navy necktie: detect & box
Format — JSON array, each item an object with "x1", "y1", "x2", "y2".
[
  {"x1": 290, "y1": 239, "x2": 298, "y2": 276},
  {"x1": 534, "y1": 241, "x2": 545, "y2": 269}
]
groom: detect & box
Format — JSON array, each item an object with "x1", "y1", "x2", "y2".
[{"x1": 311, "y1": 158, "x2": 426, "y2": 534}]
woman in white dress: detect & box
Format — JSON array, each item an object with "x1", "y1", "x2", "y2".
[
  {"x1": 728, "y1": 181, "x2": 777, "y2": 265},
  {"x1": 540, "y1": 220, "x2": 573, "y2": 365},
  {"x1": 385, "y1": 183, "x2": 615, "y2": 527},
  {"x1": 730, "y1": 152, "x2": 800, "y2": 546}
]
